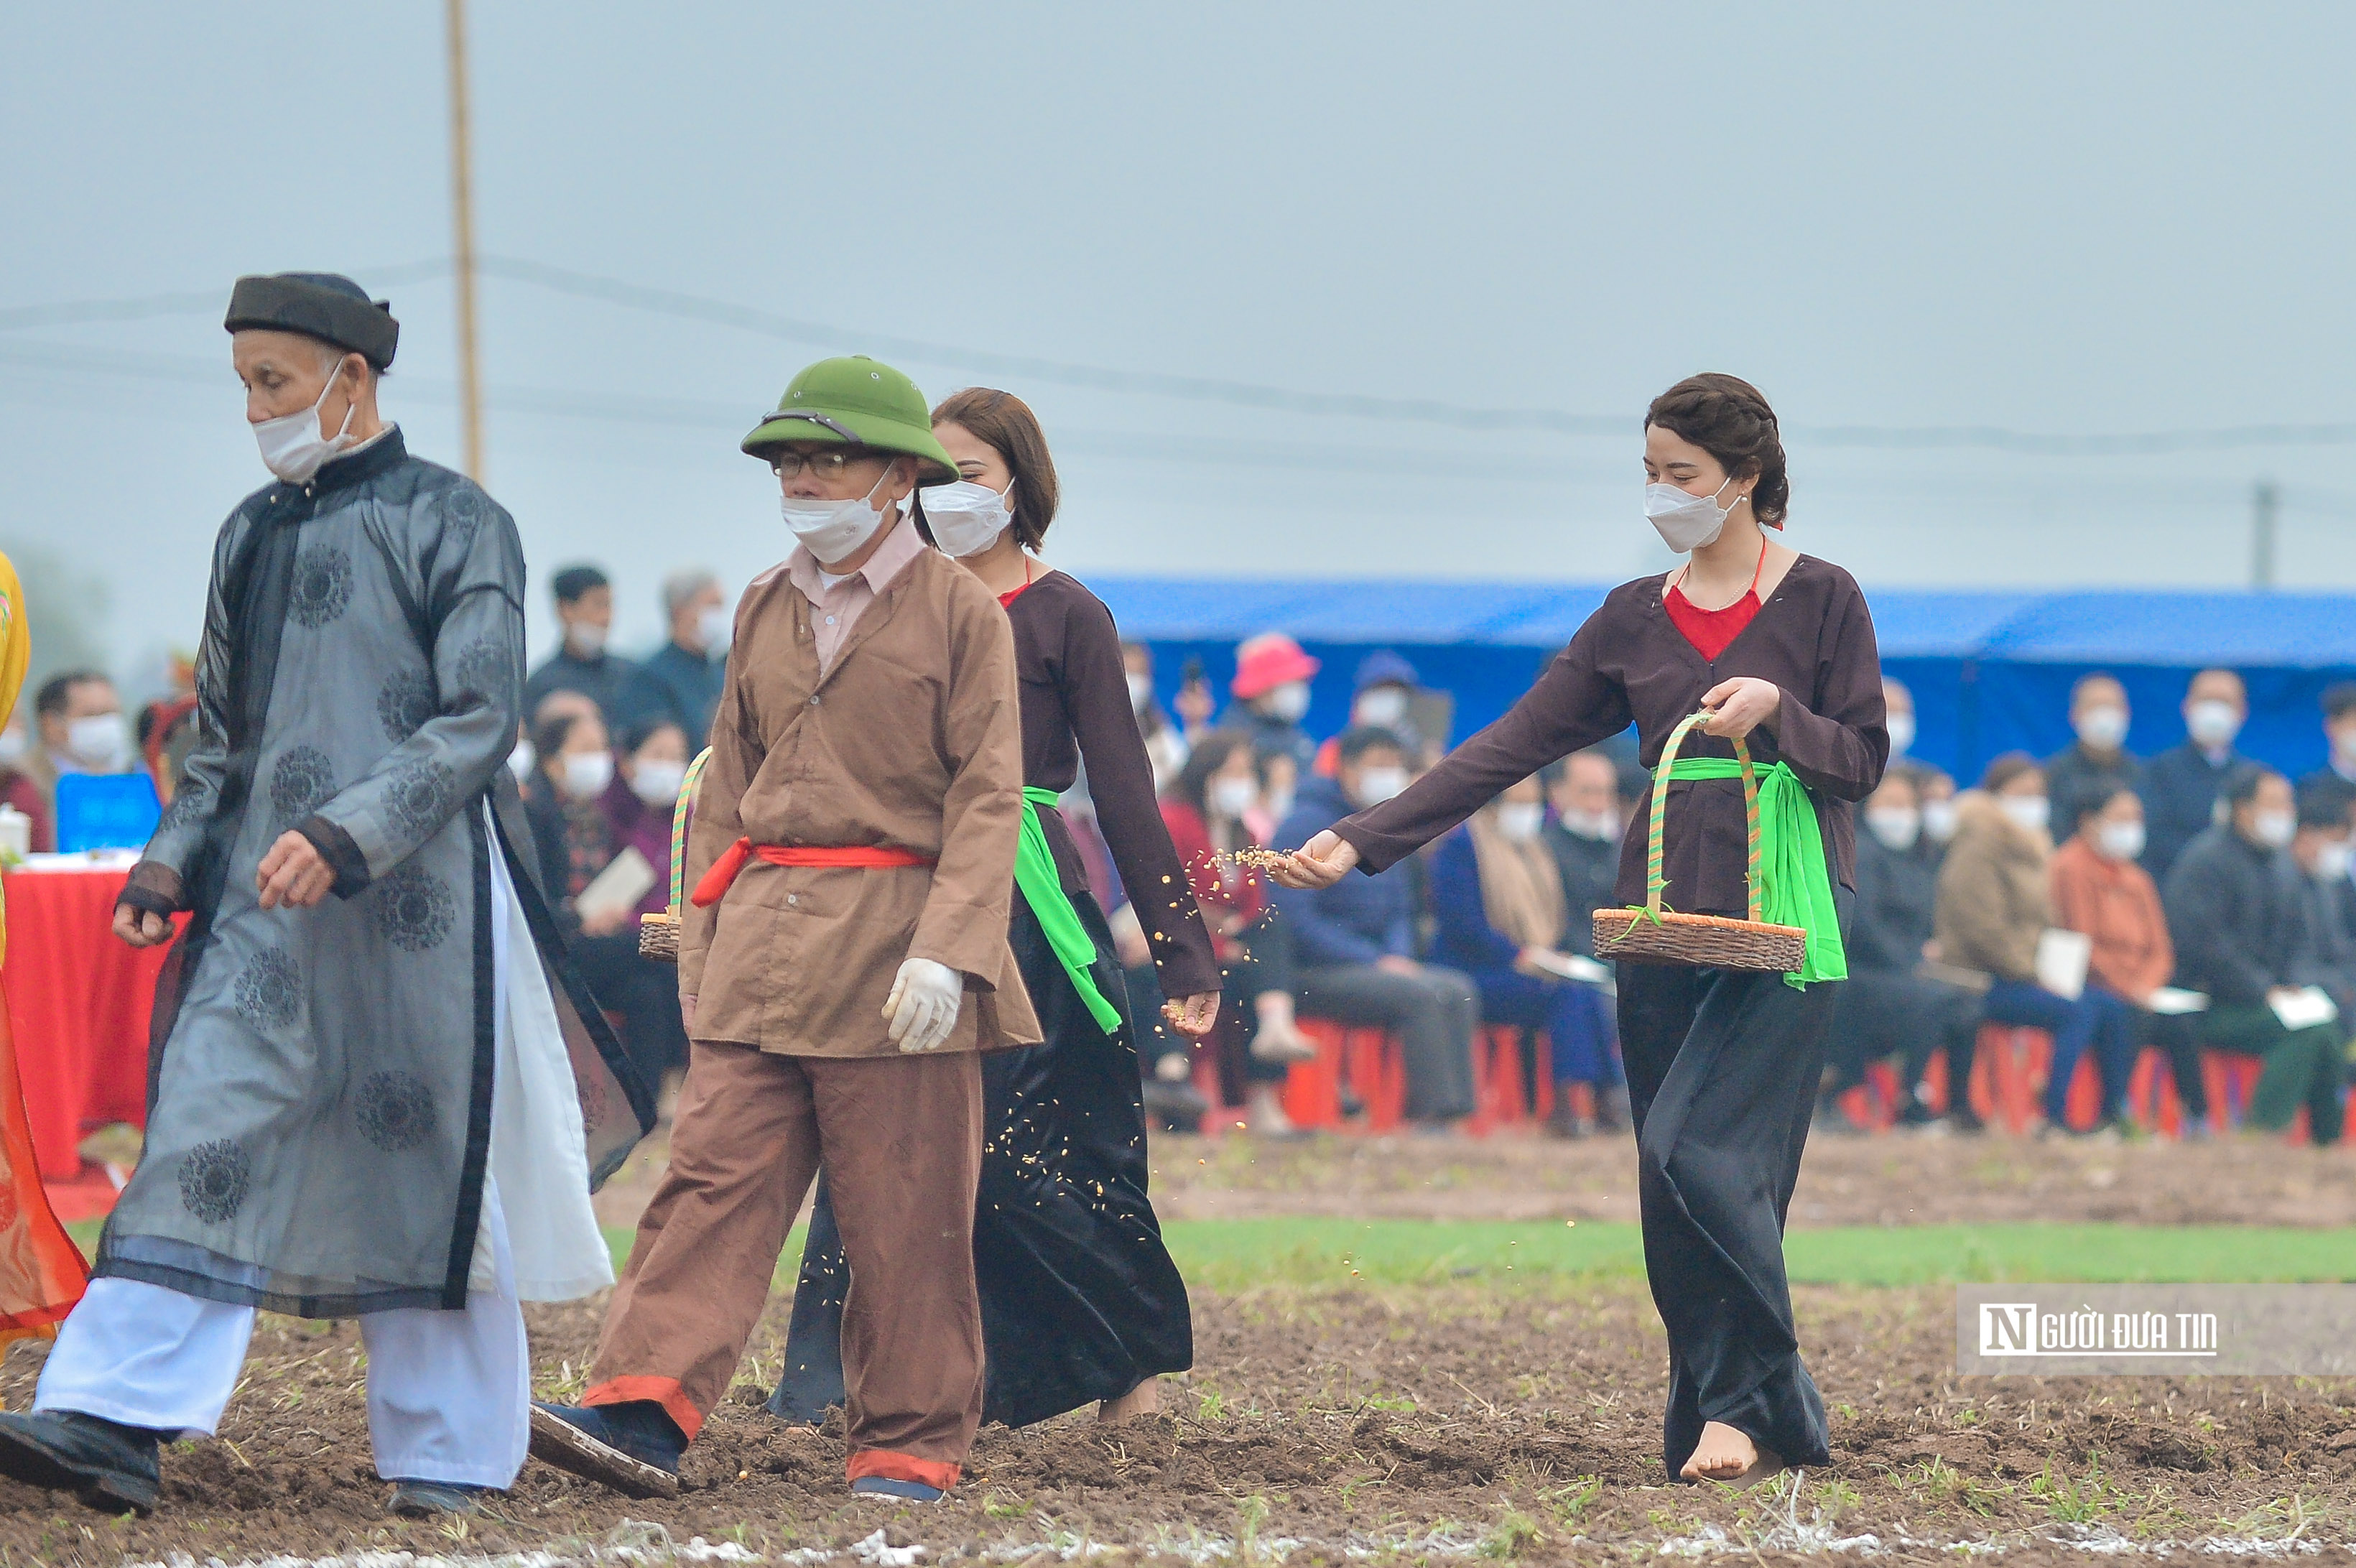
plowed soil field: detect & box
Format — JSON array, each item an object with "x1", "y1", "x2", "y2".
[{"x1": 4, "y1": 1130, "x2": 2347, "y2": 1564}]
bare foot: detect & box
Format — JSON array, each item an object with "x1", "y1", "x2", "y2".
[
  {"x1": 1679, "y1": 1421, "x2": 1784, "y2": 1485},
  {"x1": 1098, "y1": 1378, "x2": 1161, "y2": 1423}
]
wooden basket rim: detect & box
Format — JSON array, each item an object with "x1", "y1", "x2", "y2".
[{"x1": 1593, "y1": 908, "x2": 1805, "y2": 940}]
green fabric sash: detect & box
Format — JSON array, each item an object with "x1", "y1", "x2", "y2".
[
  {"x1": 1017, "y1": 786, "x2": 1123, "y2": 1032},
  {"x1": 1661, "y1": 758, "x2": 1848, "y2": 988}
]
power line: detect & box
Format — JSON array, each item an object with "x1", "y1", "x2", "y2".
[
  {"x1": 13, "y1": 337, "x2": 2356, "y2": 516},
  {"x1": 468, "y1": 256, "x2": 1631, "y2": 435},
  {"x1": 7, "y1": 257, "x2": 2355, "y2": 453},
  {"x1": 0, "y1": 261, "x2": 450, "y2": 333}
]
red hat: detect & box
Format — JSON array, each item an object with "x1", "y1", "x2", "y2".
[{"x1": 1231, "y1": 633, "x2": 1320, "y2": 700}]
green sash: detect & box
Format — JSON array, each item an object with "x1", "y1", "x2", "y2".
[
  {"x1": 1016, "y1": 786, "x2": 1123, "y2": 1032},
  {"x1": 1661, "y1": 757, "x2": 1848, "y2": 988}
]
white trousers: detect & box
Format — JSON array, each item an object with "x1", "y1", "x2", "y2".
[{"x1": 34, "y1": 1174, "x2": 529, "y2": 1488}]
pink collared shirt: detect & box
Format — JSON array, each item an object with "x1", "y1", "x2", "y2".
[{"x1": 784, "y1": 515, "x2": 927, "y2": 674}]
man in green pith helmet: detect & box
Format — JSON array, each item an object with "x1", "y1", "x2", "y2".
[{"x1": 529, "y1": 356, "x2": 1039, "y2": 1505}]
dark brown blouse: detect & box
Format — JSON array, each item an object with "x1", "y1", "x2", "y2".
[
  {"x1": 1009, "y1": 570, "x2": 1223, "y2": 1000},
  {"x1": 1335, "y1": 555, "x2": 1888, "y2": 918}
]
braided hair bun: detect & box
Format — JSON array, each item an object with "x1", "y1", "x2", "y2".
[{"x1": 1643, "y1": 374, "x2": 1789, "y2": 528}]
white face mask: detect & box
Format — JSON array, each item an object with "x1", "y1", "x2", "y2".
[
  {"x1": 65, "y1": 712, "x2": 128, "y2": 769},
  {"x1": 1207, "y1": 774, "x2": 1258, "y2": 820},
  {"x1": 254, "y1": 358, "x2": 359, "y2": 484},
  {"x1": 1265, "y1": 681, "x2": 1312, "y2": 724},
  {"x1": 2251, "y1": 807, "x2": 2296, "y2": 850},
  {"x1": 1865, "y1": 807, "x2": 1921, "y2": 853},
  {"x1": 567, "y1": 621, "x2": 608, "y2": 659},
  {"x1": 695, "y1": 603, "x2": 733, "y2": 656},
  {"x1": 781, "y1": 463, "x2": 898, "y2": 565},
  {"x1": 1559, "y1": 806, "x2": 1618, "y2": 842},
  {"x1": 2186, "y1": 698, "x2": 2242, "y2": 750},
  {"x1": 1999, "y1": 794, "x2": 2050, "y2": 835},
  {"x1": 1126, "y1": 673, "x2": 1154, "y2": 714},
  {"x1": 919, "y1": 477, "x2": 1016, "y2": 559},
  {"x1": 507, "y1": 739, "x2": 537, "y2": 784},
  {"x1": 2096, "y1": 820, "x2": 2147, "y2": 863},
  {"x1": 1494, "y1": 802, "x2": 1544, "y2": 843},
  {"x1": 1885, "y1": 711, "x2": 1916, "y2": 759},
  {"x1": 1353, "y1": 764, "x2": 1409, "y2": 807},
  {"x1": 0, "y1": 725, "x2": 27, "y2": 769},
  {"x1": 1264, "y1": 786, "x2": 1295, "y2": 824},
  {"x1": 629, "y1": 759, "x2": 687, "y2": 806},
  {"x1": 2315, "y1": 840, "x2": 2353, "y2": 881},
  {"x1": 1922, "y1": 797, "x2": 1960, "y2": 844},
  {"x1": 2076, "y1": 705, "x2": 2130, "y2": 751},
  {"x1": 560, "y1": 751, "x2": 615, "y2": 802},
  {"x1": 2333, "y1": 728, "x2": 2356, "y2": 769},
  {"x1": 1644, "y1": 476, "x2": 1736, "y2": 553},
  {"x1": 1355, "y1": 687, "x2": 1410, "y2": 728}
]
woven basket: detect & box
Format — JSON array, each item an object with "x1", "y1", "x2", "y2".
[
  {"x1": 639, "y1": 911, "x2": 680, "y2": 962},
  {"x1": 638, "y1": 747, "x2": 713, "y2": 964},
  {"x1": 1590, "y1": 711, "x2": 1807, "y2": 973}
]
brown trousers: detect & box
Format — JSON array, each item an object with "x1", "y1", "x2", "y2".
[{"x1": 585, "y1": 1041, "x2": 984, "y2": 1478}]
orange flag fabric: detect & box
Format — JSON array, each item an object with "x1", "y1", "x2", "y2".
[{"x1": 0, "y1": 550, "x2": 91, "y2": 1344}]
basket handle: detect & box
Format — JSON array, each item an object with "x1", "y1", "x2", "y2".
[
  {"x1": 1643, "y1": 712, "x2": 1764, "y2": 924},
  {"x1": 665, "y1": 747, "x2": 714, "y2": 916}
]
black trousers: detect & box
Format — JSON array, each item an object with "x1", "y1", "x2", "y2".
[
  {"x1": 2146, "y1": 1011, "x2": 2209, "y2": 1120},
  {"x1": 1618, "y1": 949, "x2": 1840, "y2": 1476},
  {"x1": 1294, "y1": 962, "x2": 1480, "y2": 1122},
  {"x1": 573, "y1": 931, "x2": 690, "y2": 1085},
  {"x1": 1823, "y1": 970, "x2": 1980, "y2": 1110}
]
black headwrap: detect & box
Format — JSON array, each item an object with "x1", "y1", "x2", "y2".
[{"x1": 223, "y1": 272, "x2": 399, "y2": 370}]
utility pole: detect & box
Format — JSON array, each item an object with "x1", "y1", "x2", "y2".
[
  {"x1": 2250, "y1": 479, "x2": 2278, "y2": 591},
  {"x1": 445, "y1": 0, "x2": 485, "y2": 481}
]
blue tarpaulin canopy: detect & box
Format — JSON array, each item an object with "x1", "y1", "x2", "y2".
[{"x1": 1096, "y1": 577, "x2": 2356, "y2": 784}]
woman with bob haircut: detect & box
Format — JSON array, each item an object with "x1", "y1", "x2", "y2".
[
  {"x1": 774, "y1": 387, "x2": 1223, "y2": 1430},
  {"x1": 1275, "y1": 374, "x2": 1886, "y2": 1485}
]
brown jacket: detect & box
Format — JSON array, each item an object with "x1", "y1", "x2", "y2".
[
  {"x1": 2048, "y1": 834, "x2": 2173, "y2": 1003},
  {"x1": 1933, "y1": 792, "x2": 2050, "y2": 983},
  {"x1": 677, "y1": 537, "x2": 1041, "y2": 1057}
]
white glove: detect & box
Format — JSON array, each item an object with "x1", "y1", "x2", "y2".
[{"x1": 884, "y1": 957, "x2": 963, "y2": 1053}]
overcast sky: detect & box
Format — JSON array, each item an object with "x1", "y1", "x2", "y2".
[{"x1": 4, "y1": 3, "x2": 2352, "y2": 690}]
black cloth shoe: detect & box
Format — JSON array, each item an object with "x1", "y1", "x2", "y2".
[
  {"x1": 389, "y1": 1479, "x2": 491, "y2": 1517},
  {"x1": 0, "y1": 1409, "x2": 162, "y2": 1515},
  {"x1": 528, "y1": 1402, "x2": 683, "y2": 1498},
  {"x1": 850, "y1": 1474, "x2": 945, "y2": 1503}
]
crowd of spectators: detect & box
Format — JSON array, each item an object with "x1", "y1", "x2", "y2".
[
  {"x1": 1106, "y1": 636, "x2": 1634, "y2": 1138},
  {"x1": 0, "y1": 560, "x2": 736, "y2": 1100},
  {"x1": 1108, "y1": 644, "x2": 2353, "y2": 1146},
  {"x1": 1838, "y1": 668, "x2": 2353, "y2": 1143},
  {"x1": 11, "y1": 559, "x2": 2349, "y2": 1148},
  {"x1": 495, "y1": 562, "x2": 734, "y2": 1095}
]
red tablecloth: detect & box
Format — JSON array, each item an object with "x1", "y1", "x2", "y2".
[{"x1": 2, "y1": 866, "x2": 168, "y2": 1181}]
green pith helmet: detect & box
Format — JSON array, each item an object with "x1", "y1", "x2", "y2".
[{"x1": 742, "y1": 356, "x2": 957, "y2": 483}]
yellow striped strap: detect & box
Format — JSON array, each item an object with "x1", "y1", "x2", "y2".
[{"x1": 667, "y1": 748, "x2": 713, "y2": 914}]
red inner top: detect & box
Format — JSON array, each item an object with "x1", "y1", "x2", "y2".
[
  {"x1": 997, "y1": 561, "x2": 1036, "y2": 609},
  {"x1": 1663, "y1": 541, "x2": 1768, "y2": 662}
]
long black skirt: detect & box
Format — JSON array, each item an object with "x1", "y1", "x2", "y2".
[
  {"x1": 1616, "y1": 936, "x2": 1842, "y2": 1477},
  {"x1": 771, "y1": 886, "x2": 1192, "y2": 1429}
]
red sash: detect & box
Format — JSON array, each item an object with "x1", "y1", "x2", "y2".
[{"x1": 690, "y1": 838, "x2": 935, "y2": 908}]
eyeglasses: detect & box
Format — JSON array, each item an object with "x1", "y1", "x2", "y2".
[{"x1": 768, "y1": 448, "x2": 882, "y2": 481}]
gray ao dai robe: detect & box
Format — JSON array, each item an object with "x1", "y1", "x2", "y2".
[{"x1": 102, "y1": 430, "x2": 651, "y2": 1317}]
